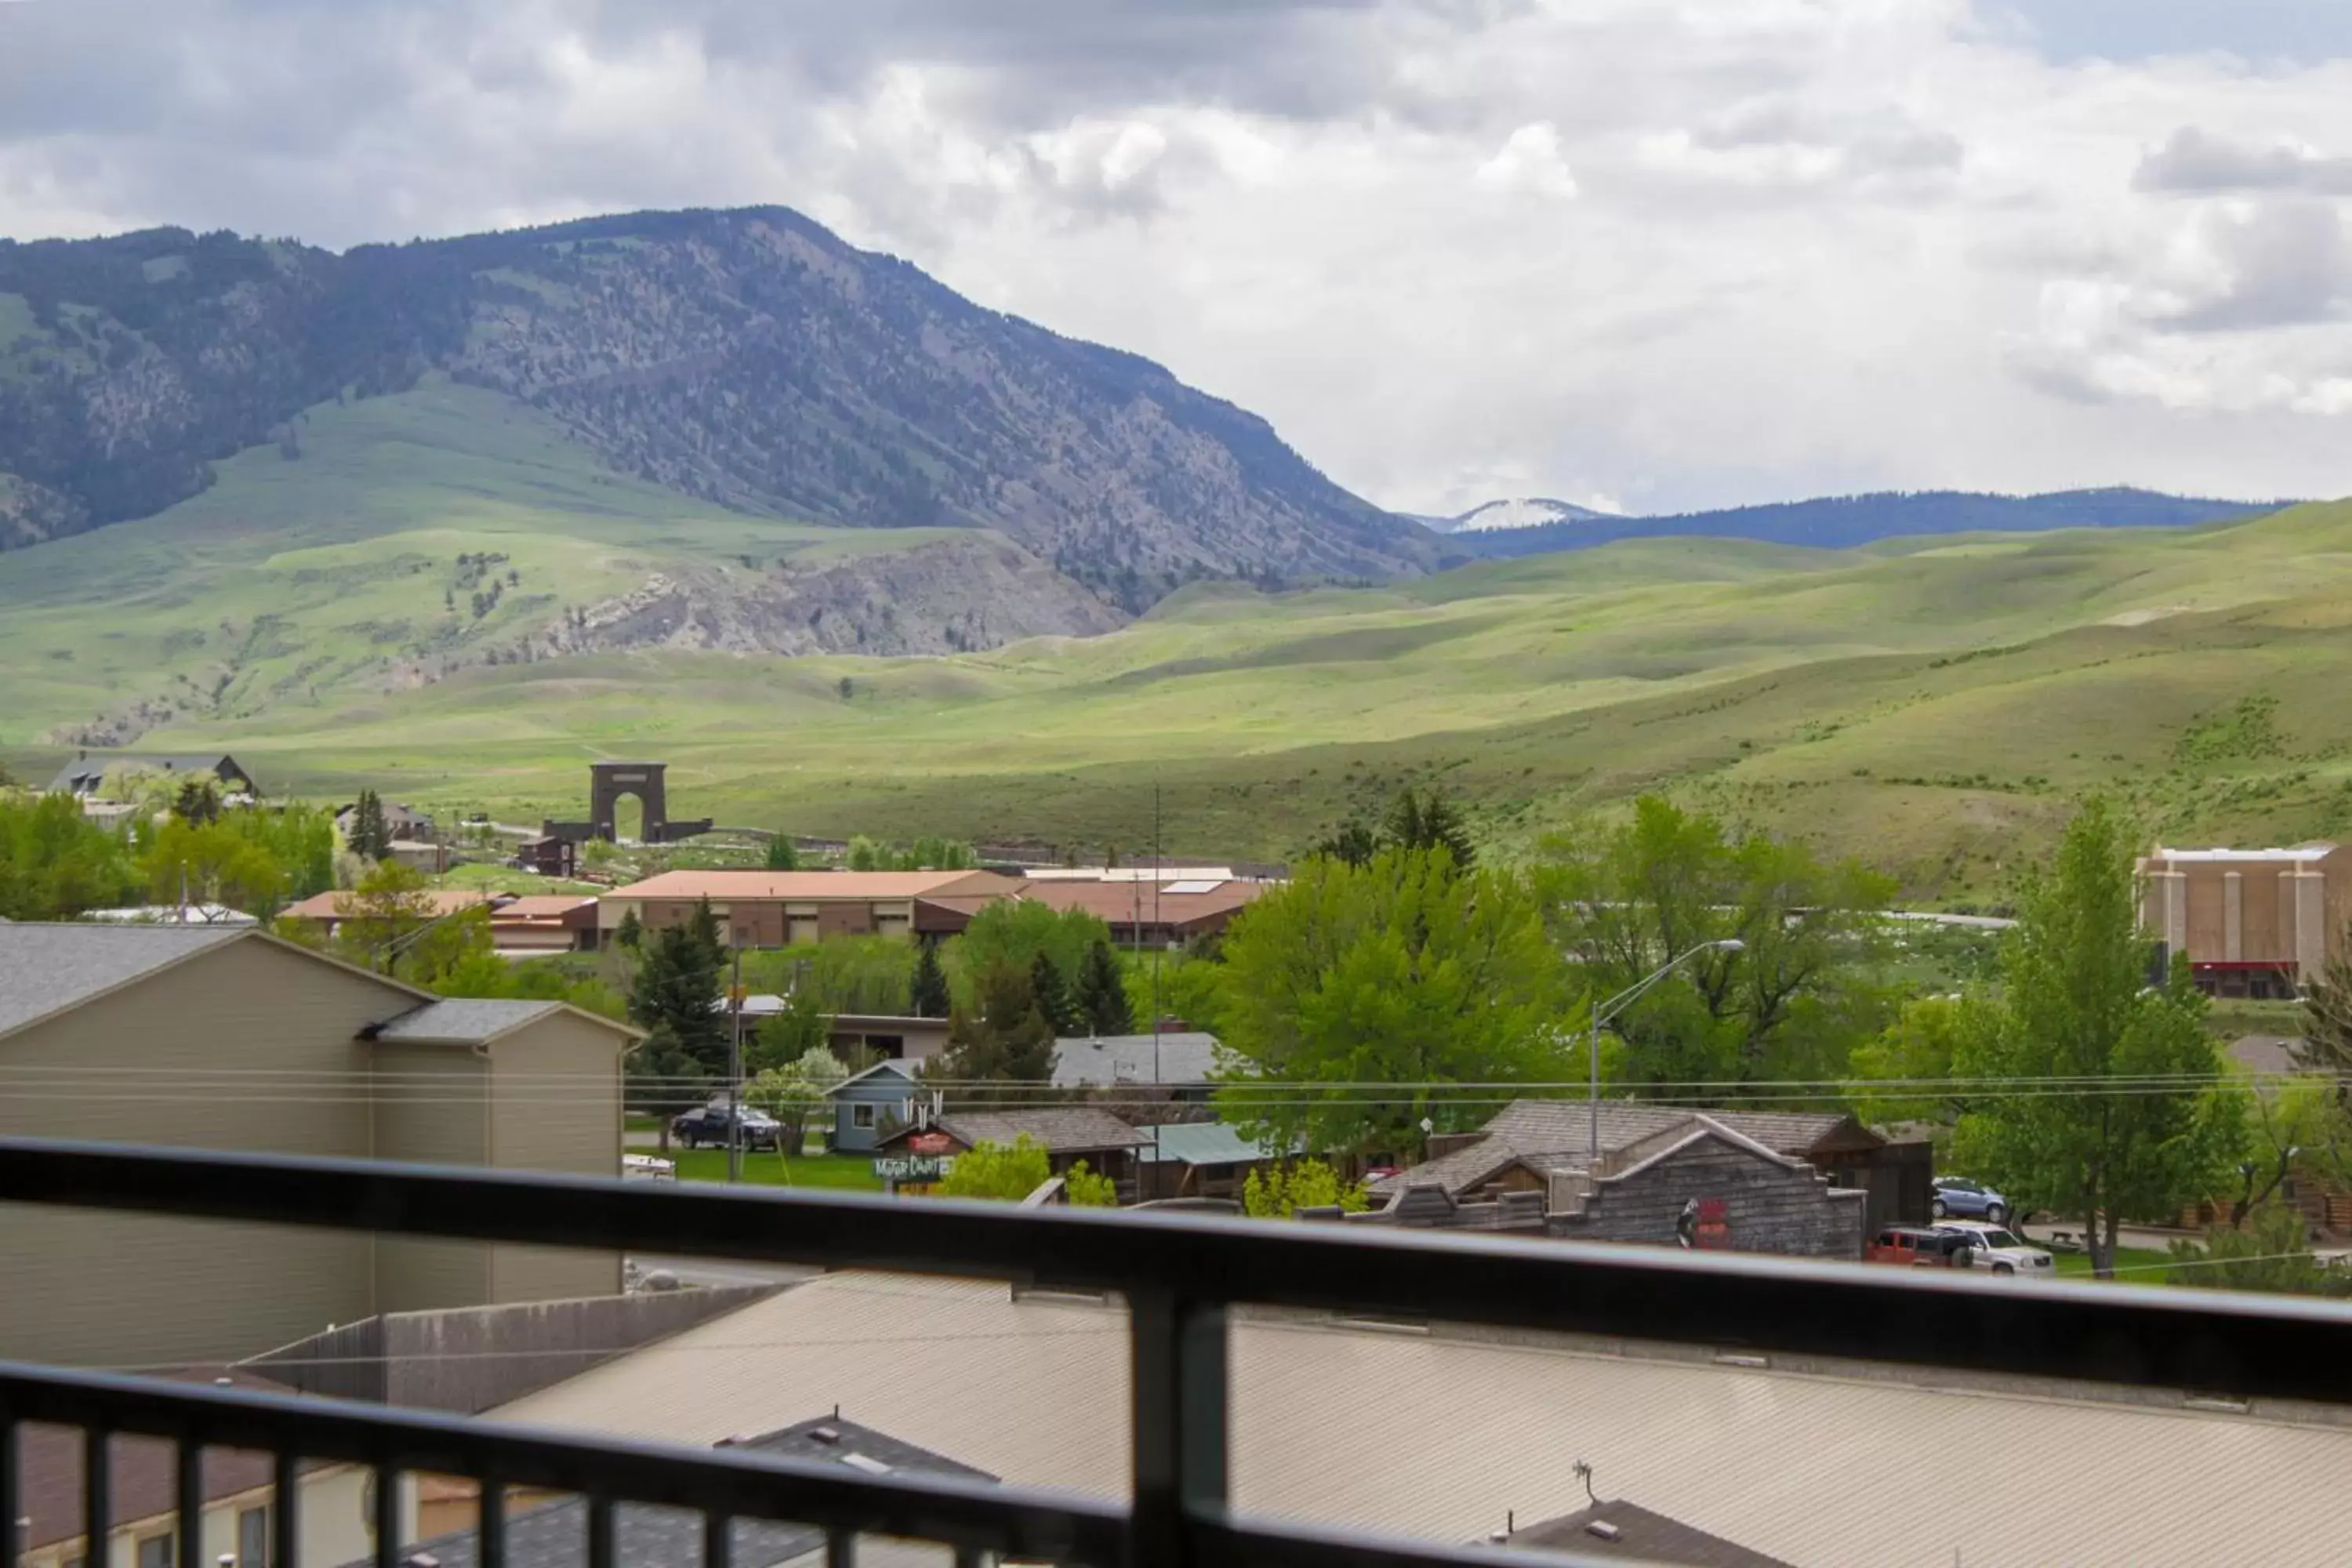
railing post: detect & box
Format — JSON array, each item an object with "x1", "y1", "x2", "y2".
[{"x1": 1127, "y1": 1292, "x2": 1227, "y2": 1568}]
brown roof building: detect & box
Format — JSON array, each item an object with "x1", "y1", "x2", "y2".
[
  {"x1": 1018, "y1": 877, "x2": 1269, "y2": 946},
  {"x1": 281, "y1": 887, "x2": 512, "y2": 938},
  {"x1": 599, "y1": 869, "x2": 1020, "y2": 948}
]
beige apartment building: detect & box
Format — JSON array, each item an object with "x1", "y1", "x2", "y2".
[
  {"x1": 2138, "y1": 843, "x2": 2352, "y2": 997},
  {"x1": 0, "y1": 923, "x2": 637, "y2": 1368}
]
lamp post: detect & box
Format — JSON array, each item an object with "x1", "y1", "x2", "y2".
[{"x1": 1587, "y1": 939, "x2": 1745, "y2": 1163}]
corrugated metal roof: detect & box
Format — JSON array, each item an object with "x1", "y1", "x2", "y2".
[
  {"x1": 1051, "y1": 1032, "x2": 1219, "y2": 1088},
  {"x1": 1135, "y1": 1122, "x2": 1294, "y2": 1167},
  {"x1": 0, "y1": 923, "x2": 248, "y2": 1040},
  {"x1": 491, "y1": 1271, "x2": 2352, "y2": 1567}
]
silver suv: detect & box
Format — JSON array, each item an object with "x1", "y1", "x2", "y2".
[{"x1": 1935, "y1": 1220, "x2": 2055, "y2": 1278}]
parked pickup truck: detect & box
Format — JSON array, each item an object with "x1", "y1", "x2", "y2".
[
  {"x1": 1865, "y1": 1225, "x2": 1977, "y2": 1268},
  {"x1": 669, "y1": 1104, "x2": 783, "y2": 1151}
]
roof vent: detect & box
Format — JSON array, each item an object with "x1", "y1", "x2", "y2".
[
  {"x1": 841, "y1": 1453, "x2": 892, "y2": 1475},
  {"x1": 809, "y1": 1425, "x2": 841, "y2": 1444},
  {"x1": 1584, "y1": 1521, "x2": 1621, "y2": 1542}
]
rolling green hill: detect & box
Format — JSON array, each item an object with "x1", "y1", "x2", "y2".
[{"x1": 12, "y1": 488, "x2": 2347, "y2": 898}]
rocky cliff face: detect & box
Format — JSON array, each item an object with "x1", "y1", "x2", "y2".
[{"x1": 0, "y1": 209, "x2": 1431, "y2": 608}]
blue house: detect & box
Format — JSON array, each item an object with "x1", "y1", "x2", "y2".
[{"x1": 823, "y1": 1058, "x2": 924, "y2": 1152}]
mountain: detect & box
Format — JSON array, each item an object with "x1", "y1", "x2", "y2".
[
  {"x1": 0, "y1": 209, "x2": 1431, "y2": 608},
  {"x1": 1443, "y1": 487, "x2": 2288, "y2": 557},
  {"x1": 1429, "y1": 497, "x2": 1620, "y2": 534}
]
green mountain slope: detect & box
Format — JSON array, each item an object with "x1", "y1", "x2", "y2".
[
  {"x1": 0, "y1": 379, "x2": 1116, "y2": 746},
  {"x1": 18, "y1": 499, "x2": 2347, "y2": 895}
]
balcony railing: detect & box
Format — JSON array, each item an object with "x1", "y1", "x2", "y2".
[{"x1": 8, "y1": 1137, "x2": 2352, "y2": 1568}]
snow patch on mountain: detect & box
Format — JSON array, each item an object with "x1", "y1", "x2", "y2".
[{"x1": 1440, "y1": 497, "x2": 1622, "y2": 534}]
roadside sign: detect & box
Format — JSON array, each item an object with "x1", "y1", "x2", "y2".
[
  {"x1": 873, "y1": 1155, "x2": 954, "y2": 1182},
  {"x1": 909, "y1": 1131, "x2": 953, "y2": 1156}
]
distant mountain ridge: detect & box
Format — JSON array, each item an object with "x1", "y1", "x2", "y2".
[
  {"x1": 1442, "y1": 487, "x2": 2290, "y2": 557},
  {"x1": 1430, "y1": 496, "x2": 1620, "y2": 534},
  {"x1": 0, "y1": 207, "x2": 1432, "y2": 608}
]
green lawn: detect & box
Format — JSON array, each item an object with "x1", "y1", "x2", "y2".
[
  {"x1": 2053, "y1": 1246, "x2": 2180, "y2": 1281},
  {"x1": 666, "y1": 1149, "x2": 884, "y2": 1192}
]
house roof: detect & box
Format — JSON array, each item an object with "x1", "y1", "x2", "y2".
[
  {"x1": 370, "y1": 998, "x2": 641, "y2": 1047},
  {"x1": 1372, "y1": 1101, "x2": 1870, "y2": 1198},
  {"x1": 1051, "y1": 1031, "x2": 1219, "y2": 1088},
  {"x1": 488, "y1": 1269, "x2": 2352, "y2": 1568},
  {"x1": 1134, "y1": 1121, "x2": 1294, "y2": 1167},
  {"x1": 492, "y1": 895, "x2": 601, "y2": 920},
  {"x1": 1017, "y1": 878, "x2": 1267, "y2": 930},
  {"x1": 343, "y1": 1417, "x2": 992, "y2": 1568},
  {"x1": 17, "y1": 1367, "x2": 324, "y2": 1550},
  {"x1": 46, "y1": 753, "x2": 248, "y2": 793},
  {"x1": 925, "y1": 1107, "x2": 1150, "y2": 1154},
  {"x1": 1499, "y1": 1499, "x2": 1796, "y2": 1566},
  {"x1": 281, "y1": 888, "x2": 509, "y2": 922},
  {"x1": 824, "y1": 1058, "x2": 924, "y2": 1096},
  {"x1": 604, "y1": 869, "x2": 1018, "y2": 902},
  {"x1": 0, "y1": 923, "x2": 251, "y2": 1040}
]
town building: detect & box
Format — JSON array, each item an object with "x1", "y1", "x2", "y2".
[
  {"x1": 46, "y1": 751, "x2": 258, "y2": 800},
  {"x1": 1050, "y1": 1029, "x2": 1218, "y2": 1095},
  {"x1": 279, "y1": 887, "x2": 514, "y2": 943},
  {"x1": 1487, "y1": 1498, "x2": 1794, "y2": 1565},
  {"x1": 477, "y1": 1267, "x2": 2352, "y2": 1567},
  {"x1": 1373, "y1": 1099, "x2": 1926, "y2": 1238},
  {"x1": 1344, "y1": 1114, "x2": 1869, "y2": 1259},
  {"x1": 873, "y1": 1106, "x2": 1150, "y2": 1195},
  {"x1": 1017, "y1": 876, "x2": 1268, "y2": 947},
  {"x1": 2138, "y1": 842, "x2": 2352, "y2": 996},
  {"x1": 1134, "y1": 1120, "x2": 1295, "y2": 1202},
  {"x1": 514, "y1": 833, "x2": 580, "y2": 879},
  {"x1": 10, "y1": 1367, "x2": 394, "y2": 1568},
  {"x1": 0, "y1": 924, "x2": 637, "y2": 1367},
  {"x1": 598, "y1": 870, "x2": 1022, "y2": 948},
  {"x1": 334, "y1": 799, "x2": 437, "y2": 843},
  {"x1": 823, "y1": 1059, "x2": 926, "y2": 1152},
  {"x1": 489, "y1": 894, "x2": 603, "y2": 954}
]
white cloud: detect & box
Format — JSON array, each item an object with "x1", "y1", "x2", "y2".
[
  {"x1": 5, "y1": 0, "x2": 2352, "y2": 514},
  {"x1": 1474, "y1": 123, "x2": 1578, "y2": 199}
]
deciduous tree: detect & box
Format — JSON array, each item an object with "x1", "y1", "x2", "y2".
[
  {"x1": 1951, "y1": 800, "x2": 2243, "y2": 1277},
  {"x1": 938, "y1": 1135, "x2": 1113, "y2": 1205},
  {"x1": 1240, "y1": 1159, "x2": 1367, "y2": 1218},
  {"x1": 1214, "y1": 847, "x2": 1569, "y2": 1159}
]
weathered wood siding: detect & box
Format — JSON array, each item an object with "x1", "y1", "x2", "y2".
[{"x1": 1548, "y1": 1138, "x2": 1867, "y2": 1259}]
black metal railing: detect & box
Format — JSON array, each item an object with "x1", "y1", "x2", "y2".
[{"x1": 9, "y1": 1137, "x2": 2352, "y2": 1568}]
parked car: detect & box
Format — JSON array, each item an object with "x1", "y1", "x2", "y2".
[
  {"x1": 622, "y1": 1153, "x2": 676, "y2": 1182},
  {"x1": 1935, "y1": 1221, "x2": 2055, "y2": 1278},
  {"x1": 1931, "y1": 1175, "x2": 2009, "y2": 1224},
  {"x1": 670, "y1": 1104, "x2": 782, "y2": 1151},
  {"x1": 1865, "y1": 1225, "x2": 1977, "y2": 1268}
]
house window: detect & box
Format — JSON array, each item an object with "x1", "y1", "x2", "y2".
[
  {"x1": 852, "y1": 1104, "x2": 877, "y2": 1130},
  {"x1": 239, "y1": 1505, "x2": 270, "y2": 1568},
  {"x1": 137, "y1": 1534, "x2": 174, "y2": 1568}
]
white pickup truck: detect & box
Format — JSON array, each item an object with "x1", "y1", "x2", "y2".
[{"x1": 1936, "y1": 1220, "x2": 2056, "y2": 1277}]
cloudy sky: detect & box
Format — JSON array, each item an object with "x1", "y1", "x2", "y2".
[{"x1": 5, "y1": 0, "x2": 2352, "y2": 516}]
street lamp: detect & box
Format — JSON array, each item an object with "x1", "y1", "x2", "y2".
[{"x1": 1587, "y1": 939, "x2": 1745, "y2": 1162}]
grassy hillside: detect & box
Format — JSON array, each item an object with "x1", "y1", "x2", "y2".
[
  {"x1": 12, "y1": 495, "x2": 2346, "y2": 897},
  {"x1": 0, "y1": 378, "x2": 962, "y2": 745}
]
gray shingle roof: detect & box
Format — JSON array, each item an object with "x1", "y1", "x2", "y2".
[
  {"x1": 1050, "y1": 1031, "x2": 1218, "y2": 1088},
  {"x1": 369, "y1": 998, "x2": 568, "y2": 1044},
  {"x1": 1373, "y1": 1099, "x2": 1871, "y2": 1197},
  {"x1": 346, "y1": 1418, "x2": 992, "y2": 1568},
  {"x1": 1503, "y1": 1498, "x2": 1796, "y2": 1566},
  {"x1": 932, "y1": 1107, "x2": 1150, "y2": 1154},
  {"x1": 0, "y1": 923, "x2": 249, "y2": 1039}
]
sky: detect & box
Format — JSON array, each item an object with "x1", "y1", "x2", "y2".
[{"x1": 4, "y1": 0, "x2": 2352, "y2": 517}]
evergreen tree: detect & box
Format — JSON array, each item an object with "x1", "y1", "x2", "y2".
[
  {"x1": 171, "y1": 777, "x2": 223, "y2": 826},
  {"x1": 910, "y1": 941, "x2": 952, "y2": 1018},
  {"x1": 2298, "y1": 932, "x2": 2352, "y2": 1074},
  {"x1": 764, "y1": 836, "x2": 800, "y2": 871},
  {"x1": 628, "y1": 907, "x2": 728, "y2": 1077},
  {"x1": 931, "y1": 963, "x2": 1056, "y2": 1102},
  {"x1": 1076, "y1": 938, "x2": 1134, "y2": 1036},
  {"x1": 1312, "y1": 818, "x2": 1380, "y2": 868},
  {"x1": 1029, "y1": 950, "x2": 1085, "y2": 1036},
  {"x1": 1384, "y1": 786, "x2": 1475, "y2": 866},
  {"x1": 347, "y1": 789, "x2": 391, "y2": 862},
  {"x1": 615, "y1": 906, "x2": 644, "y2": 949}
]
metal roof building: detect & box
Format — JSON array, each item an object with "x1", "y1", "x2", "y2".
[{"x1": 490, "y1": 1269, "x2": 2352, "y2": 1567}]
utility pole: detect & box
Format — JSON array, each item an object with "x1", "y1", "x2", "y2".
[{"x1": 727, "y1": 946, "x2": 745, "y2": 1184}]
